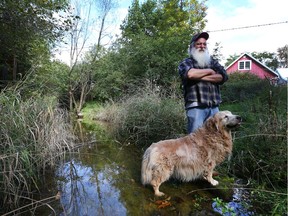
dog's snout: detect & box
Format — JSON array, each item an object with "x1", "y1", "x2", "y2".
[{"x1": 236, "y1": 116, "x2": 242, "y2": 121}]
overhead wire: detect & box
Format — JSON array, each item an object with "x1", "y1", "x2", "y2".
[
  {"x1": 55, "y1": 21, "x2": 288, "y2": 52},
  {"x1": 207, "y1": 21, "x2": 288, "y2": 33}
]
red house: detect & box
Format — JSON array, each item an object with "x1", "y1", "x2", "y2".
[{"x1": 225, "y1": 53, "x2": 279, "y2": 79}]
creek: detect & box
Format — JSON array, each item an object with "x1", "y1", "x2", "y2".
[{"x1": 38, "y1": 121, "x2": 254, "y2": 216}]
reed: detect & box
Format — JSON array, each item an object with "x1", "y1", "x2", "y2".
[
  {"x1": 0, "y1": 90, "x2": 75, "y2": 213},
  {"x1": 102, "y1": 81, "x2": 186, "y2": 148}
]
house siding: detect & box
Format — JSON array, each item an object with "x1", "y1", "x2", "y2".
[{"x1": 226, "y1": 55, "x2": 276, "y2": 79}]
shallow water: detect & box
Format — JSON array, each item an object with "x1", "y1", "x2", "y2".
[{"x1": 40, "y1": 122, "x2": 253, "y2": 215}]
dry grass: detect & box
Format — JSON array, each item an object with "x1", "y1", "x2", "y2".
[
  {"x1": 0, "y1": 93, "x2": 75, "y2": 213},
  {"x1": 101, "y1": 83, "x2": 186, "y2": 147}
]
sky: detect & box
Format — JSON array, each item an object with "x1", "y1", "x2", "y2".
[
  {"x1": 55, "y1": 0, "x2": 288, "y2": 65},
  {"x1": 204, "y1": 0, "x2": 288, "y2": 61}
]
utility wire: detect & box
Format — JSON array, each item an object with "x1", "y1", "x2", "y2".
[
  {"x1": 207, "y1": 20, "x2": 288, "y2": 33},
  {"x1": 55, "y1": 21, "x2": 288, "y2": 52}
]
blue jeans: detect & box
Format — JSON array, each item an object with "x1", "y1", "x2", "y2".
[{"x1": 186, "y1": 106, "x2": 219, "y2": 134}]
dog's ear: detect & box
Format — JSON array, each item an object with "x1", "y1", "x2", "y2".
[{"x1": 205, "y1": 116, "x2": 219, "y2": 131}]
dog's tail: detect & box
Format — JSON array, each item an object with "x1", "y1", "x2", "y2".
[{"x1": 141, "y1": 148, "x2": 153, "y2": 185}]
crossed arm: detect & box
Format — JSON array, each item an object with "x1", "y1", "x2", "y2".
[{"x1": 187, "y1": 68, "x2": 224, "y2": 83}]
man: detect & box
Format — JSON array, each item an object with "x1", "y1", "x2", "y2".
[{"x1": 178, "y1": 32, "x2": 228, "y2": 133}]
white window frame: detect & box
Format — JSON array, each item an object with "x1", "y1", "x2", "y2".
[{"x1": 238, "y1": 60, "x2": 251, "y2": 70}]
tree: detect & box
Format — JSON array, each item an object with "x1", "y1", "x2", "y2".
[
  {"x1": 63, "y1": 0, "x2": 116, "y2": 114},
  {"x1": 277, "y1": 45, "x2": 288, "y2": 68},
  {"x1": 225, "y1": 54, "x2": 239, "y2": 67},
  {"x1": 87, "y1": 47, "x2": 125, "y2": 102},
  {"x1": 121, "y1": 0, "x2": 207, "y2": 43},
  {"x1": 251, "y1": 51, "x2": 279, "y2": 71},
  {"x1": 116, "y1": 0, "x2": 207, "y2": 89},
  {"x1": 92, "y1": 0, "x2": 115, "y2": 62},
  {"x1": 211, "y1": 42, "x2": 224, "y2": 62},
  {"x1": 0, "y1": 0, "x2": 71, "y2": 80}
]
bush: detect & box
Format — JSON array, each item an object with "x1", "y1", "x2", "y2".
[
  {"x1": 221, "y1": 72, "x2": 270, "y2": 103},
  {"x1": 221, "y1": 82, "x2": 287, "y2": 215},
  {"x1": 223, "y1": 82, "x2": 287, "y2": 187},
  {"x1": 110, "y1": 83, "x2": 186, "y2": 148}
]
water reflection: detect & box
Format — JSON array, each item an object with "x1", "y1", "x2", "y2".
[
  {"x1": 57, "y1": 160, "x2": 126, "y2": 216},
  {"x1": 48, "y1": 121, "x2": 254, "y2": 216},
  {"x1": 53, "y1": 141, "x2": 232, "y2": 216},
  {"x1": 212, "y1": 179, "x2": 254, "y2": 215}
]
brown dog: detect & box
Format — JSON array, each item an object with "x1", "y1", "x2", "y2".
[{"x1": 141, "y1": 111, "x2": 241, "y2": 196}]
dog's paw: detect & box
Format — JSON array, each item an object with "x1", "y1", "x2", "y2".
[
  {"x1": 155, "y1": 191, "x2": 165, "y2": 197},
  {"x1": 210, "y1": 179, "x2": 219, "y2": 186}
]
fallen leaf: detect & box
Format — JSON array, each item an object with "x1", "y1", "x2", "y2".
[
  {"x1": 155, "y1": 200, "x2": 163, "y2": 205},
  {"x1": 154, "y1": 199, "x2": 172, "y2": 209},
  {"x1": 157, "y1": 201, "x2": 172, "y2": 209}
]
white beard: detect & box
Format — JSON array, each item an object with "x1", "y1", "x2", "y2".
[{"x1": 189, "y1": 47, "x2": 211, "y2": 68}]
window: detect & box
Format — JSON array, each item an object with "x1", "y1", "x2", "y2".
[{"x1": 238, "y1": 60, "x2": 251, "y2": 70}]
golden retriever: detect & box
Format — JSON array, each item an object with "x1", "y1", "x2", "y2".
[{"x1": 141, "y1": 110, "x2": 241, "y2": 196}]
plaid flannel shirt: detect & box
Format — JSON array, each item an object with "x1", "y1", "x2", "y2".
[{"x1": 178, "y1": 56, "x2": 228, "y2": 109}]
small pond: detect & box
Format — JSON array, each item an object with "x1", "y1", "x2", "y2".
[{"x1": 39, "y1": 121, "x2": 254, "y2": 215}]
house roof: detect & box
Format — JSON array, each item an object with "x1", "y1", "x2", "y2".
[
  {"x1": 276, "y1": 68, "x2": 288, "y2": 80},
  {"x1": 225, "y1": 53, "x2": 279, "y2": 77}
]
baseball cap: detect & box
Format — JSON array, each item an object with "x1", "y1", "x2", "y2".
[{"x1": 190, "y1": 32, "x2": 209, "y2": 44}]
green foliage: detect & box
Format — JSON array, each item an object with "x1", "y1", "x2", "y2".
[
  {"x1": 112, "y1": 0, "x2": 207, "y2": 89},
  {"x1": 6, "y1": 59, "x2": 72, "y2": 110},
  {"x1": 225, "y1": 53, "x2": 239, "y2": 67},
  {"x1": 88, "y1": 49, "x2": 126, "y2": 102},
  {"x1": 249, "y1": 182, "x2": 287, "y2": 215},
  {"x1": 221, "y1": 72, "x2": 270, "y2": 103},
  {"x1": 221, "y1": 74, "x2": 287, "y2": 186},
  {"x1": 277, "y1": 44, "x2": 288, "y2": 67},
  {"x1": 120, "y1": 0, "x2": 159, "y2": 39},
  {"x1": 229, "y1": 88, "x2": 287, "y2": 187},
  {"x1": 251, "y1": 51, "x2": 279, "y2": 71},
  {"x1": 213, "y1": 198, "x2": 236, "y2": 215},
  {"x1": 0, "y1": 0, "x2": 72, "y2": 76},
  {"x1": 220, "y1": 75, "x2": 287, "y2": 215},
  {"x1": 83, "y1": 0, "x2": 208, "y2": 102}
]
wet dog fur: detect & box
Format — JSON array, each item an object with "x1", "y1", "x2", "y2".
[{"x1": 141, "y1": 111, "x2": 241, "y2": 196}]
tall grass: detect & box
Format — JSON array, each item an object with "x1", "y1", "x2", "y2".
[
  {"x1": 221, "y1": 73, "x2": 287, "y2": 215},
  {"x1": 103, "y1": 82, "x2": 186, "y2": 148},
  {"x1": 220, "y1": 74, "x2": 287, "y2": 186},
  {"x1": 0, "y1": 90, "x2": 75, "y2": 213}
]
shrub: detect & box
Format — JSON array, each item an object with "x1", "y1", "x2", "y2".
[
  {"x1": 110, "y1": 83, "x2": 186, "y2": 148},
  {"x1": 221, "y1": 83, "x2": 287, "y2": 215},
  {"x1": 224, "y1": 83, "x2": 287, "y2": 187},
  {"x1": 221, "y1": 72, "x2": 270, "y2": 103}
]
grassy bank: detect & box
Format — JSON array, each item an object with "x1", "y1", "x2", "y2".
[{"x1": 0, "y1": 90, "x2": 75, "y2": 214}]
